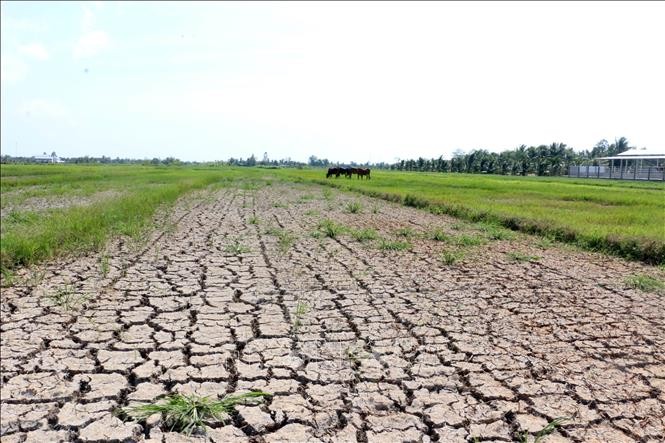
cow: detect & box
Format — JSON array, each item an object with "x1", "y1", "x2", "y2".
[
  {"x1": 326, "y1": 167, "x2": 341, "y2": 178},
  {"x1": 357, "y1": 168, "x2": 371, "y2": 179}
]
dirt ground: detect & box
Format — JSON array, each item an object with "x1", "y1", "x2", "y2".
[{"x1": 1, "y1": 182, "x2": 663, "y2": 442}]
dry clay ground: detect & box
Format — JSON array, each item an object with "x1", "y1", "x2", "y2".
[{"x1": 1, "y1": 182, "x2": 664, "y2": 443}]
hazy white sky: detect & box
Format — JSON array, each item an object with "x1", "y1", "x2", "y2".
[{"x1": 2, "y1": 1, "x2": 664, "y2": 163}]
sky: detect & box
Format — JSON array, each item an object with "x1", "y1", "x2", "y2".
[{"x1": 1, "y1": 1, "x2": 664, "y2": 163}]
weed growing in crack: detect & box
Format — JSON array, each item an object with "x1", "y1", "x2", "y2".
[
  {"x1": 378, "y1": 238, "x2": 412, "y2": 251},
  {"x1": 351, "y1": 228, "x2": 379, "y2": 243},
  {"x1": 322, "y1": 189, "x2": 333, "y2": 201},
  {"x1": 345, "y1": 201, "x2": 363, "y2": 214},
  {"x1": 536, "y1": 236, "x2": 555, "y2": 249},
  {"x1": 248, "y1": 216, "x2": 259, "y2": 225},
  {"x1": 507, "y1": 251, "x2": 541, "y2": 263},
  {"x1": 318, "y1": 219, "x2": 346, "y2": 238},
  {"x1": 304, "y1": 209, "x2": 319, "y2": 217},
  {"x1": 46, "y1": 285, "x2": 88, "y2": 311},
  {"x1": 395, "y1": 227, "x2": 415, "y2": 238},
  {"x1": 429, "y1": 228, "x2": 449, "y2": 242},
  {"x1": 454, "y1": 234, "x2": 485, "y2": 247},
  {"x1": 224, "y1": 238, "x2": 250, "y2": 255},
  {"x1": 440, "y1": 250, "x2": 464, "y2": 266},
  {"x1": 121, "y1": 392, "x2": 269, "y2": 436},
  {"x1": 277, "y1": 231, "x2": 296, "y2": 253},
  {"x1": 310, "y1": 230, "x2": 322, "y2": 239},
  {"x1": 292, "y1": 300, "x2": 309, "y2": 331},
  {"x1": 265, "y1": 227, "x2": 296, "y2": 253},
  {"x1": 477, "y1": 222, "x2": 515, "y2": 240},
  {"x1": 518, "y1": 417, "x2": 568, "y2": 443},
  {"x1": 344, "y1": 345, "x2": 369, "y2": 365},
  {"x1": 99, "y1": 254, "x2": 110, "y2": 278},
  {"x1": 371, "y1": 205, "x2": 380, "y2": 214},
  {"x1": 625, "y1": 274, "x2": 665, "y2": 293}
]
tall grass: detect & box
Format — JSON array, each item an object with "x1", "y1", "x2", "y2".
[
  {"x1": 1, "y1": 165, "x2": 241, "y2": 275},
  {"x1": 276, "y1": 169, "x2": 665, "y2": 264}
]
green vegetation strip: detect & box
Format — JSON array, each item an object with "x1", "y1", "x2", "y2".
[
  {"x1": 274, "y1": 169, "x2": 665, "y2": 264},
  {"x1": 0, "y1": 165, "x2": 248, "y2": 276},
  {"x1": 2, "y1": 165, "x2": 664, "y2": 275}
]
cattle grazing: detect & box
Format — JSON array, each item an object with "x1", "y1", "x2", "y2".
[
  {"x1": 326, "y1": 167, "x2": 369, "y2": 179},
  {"x1": 326, "y1": 167, "x2": 342, "y2": 178},
  {"x1": 356, "y1": 168, "x2": 371, "y2": 179}
]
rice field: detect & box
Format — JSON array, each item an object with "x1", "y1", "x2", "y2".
[{"x1": 1, "y1": 164, "x2": 664, "y2": 278}]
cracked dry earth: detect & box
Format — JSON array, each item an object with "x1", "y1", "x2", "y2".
[{"x1": 1, "y1": 182, "x2": 664, "y2": 443}]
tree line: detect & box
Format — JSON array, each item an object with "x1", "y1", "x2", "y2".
[
  {"x1": 1, "y1": 137, "x2": 634, "y2": 176},
  {"x1": 388, "y1": 137, "x2": 633, "y2": 176}
]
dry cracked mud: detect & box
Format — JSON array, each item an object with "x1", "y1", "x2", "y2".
[{"x1": 1, "y1": 182, "x2": 664, "y2": 442}]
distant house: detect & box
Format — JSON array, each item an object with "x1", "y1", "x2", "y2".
[
  {"x1": 33, "y1": 152, "x2": 64, "y2": 164},
  {"x1": 569, "y1": 146, "x2": 664, "y2": 181}
]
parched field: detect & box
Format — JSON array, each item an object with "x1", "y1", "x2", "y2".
[{"x1": 1, "y1": 178, "x2": 664, "y2": 442}]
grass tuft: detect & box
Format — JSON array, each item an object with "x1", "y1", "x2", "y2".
[
  {"x1": 625, "y1": 274, "x2": 665, "y2": 293},
  {"x1": 536, "y1": 236, "x2": 555, "y2": 249},
  {"x1": 345, "y1": 201, "x2": 363, "y2": 214},
  {"x1": 507, "y1": 251, "x2": 541, "y2": 263},
  {"x1": 224, "y1": 238, "x2": 250, "y2": 255},
  {"x1": 351, "y1": 228, "x2": 379, "y2": 242},
  {"x1": 440, "y1": 250, "x2": 464, "y2": 265},
  {"x1": 318, "y1": 219, "x2": 346, "y2": 239},
  {"x1": 121, "y1": 391, "x2": 269, "y2": 435},
  {"x1": 430, "y1": 228, "x2": 449, "y2": 242},
  {"x1": 99, "y1": 254, "x2": 110, "y2": 278},
  {"x1": 477, "y1": 222, "x2": 516, "y2": 240},
  {"x1": 395, "y1": 227, "x2": 415, "y2": 238},
  {"x1": 46, "y1": 285, "x2": 88, "y2": 311},
  {"x1": 454, "y1": 234, "x2": 485, "y2": 247},
  {"x1": 292, "y1": 300, "x2": 308, "y2": 331}
]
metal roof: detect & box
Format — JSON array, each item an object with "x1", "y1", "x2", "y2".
[
  {"x1": 597, "y1": 147, "x2": 665, "y2": 160},
  {"x1": 616, "y1": 147, "x2": 664, "y2": 156},
  {"x1": 597, "y1": 155, "x2": 665, "y2": 160}
]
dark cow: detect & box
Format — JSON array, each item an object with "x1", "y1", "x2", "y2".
[
  {"x1": 326, "y1": 167, "x2": 341, "y2": 178},
  {"x1": 357, "y1": 168, "x2": 371, "y2": 179}
]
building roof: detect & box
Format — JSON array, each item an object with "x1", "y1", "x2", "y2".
[
  {"x1": 598, "y1": 147, "x2": 665, "y2": 160},
  {"x1": 617, "y1": 147, "x2": 663, "y2": 156}
]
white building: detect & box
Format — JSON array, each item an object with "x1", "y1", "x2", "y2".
[
  {"x1": 570, "y1": 147, "x2": 664, "y2": 181},
  {"x1": 33, "y1": 152, "x2": 64, "y2": 164}
]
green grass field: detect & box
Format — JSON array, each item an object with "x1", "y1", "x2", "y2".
[
  {"x1": 1, "y1": 165, "x2": 664, "y2": 277},
  {"x1": 287, "y1": 170, "x2": 664, "y2": 263},
  {"x1": 0, "y1": 165, "x2": 245, "y2": 275}
]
